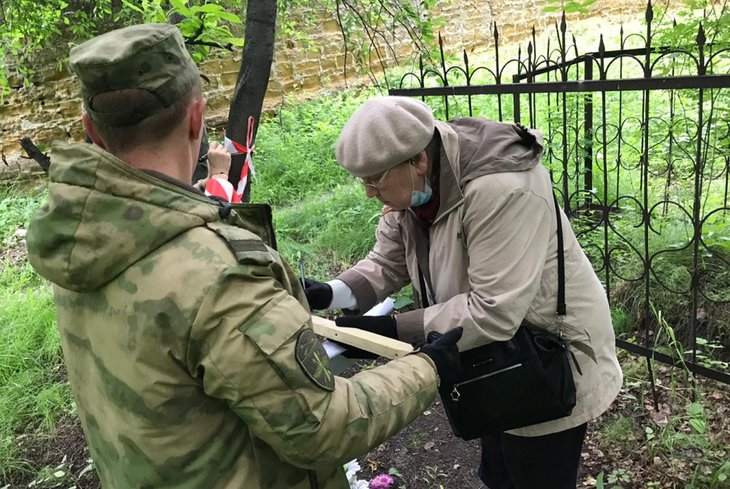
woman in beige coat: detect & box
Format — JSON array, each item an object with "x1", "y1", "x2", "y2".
[{"x1": 304, "y1": 96, "x2": 622, "y2": 489}]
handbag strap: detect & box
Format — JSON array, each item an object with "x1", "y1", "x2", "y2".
[
  {"x1": 551, "y1": 193, "x2": 597, "y2": 365},
  {"x1": 552, "y1": 192, "x2": 566, "y2": 318}
]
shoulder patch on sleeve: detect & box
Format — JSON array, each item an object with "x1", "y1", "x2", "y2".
[
  {"x1": 295, "y1": 329, "x2": 335, "y2": 391},
  {"x1": 207, "y1": 222, "x2": 275, "y2": 266},
  {"x1": 227, "y1": 239, "x2": 269, "y2": 254}
]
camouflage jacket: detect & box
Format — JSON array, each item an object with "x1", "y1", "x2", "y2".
[{"x1": 27, "y1": 142, "x2": 438, "y2": 489}]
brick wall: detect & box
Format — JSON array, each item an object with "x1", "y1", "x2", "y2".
[{"x1": 0, "y1": 0, "x2": 668, "y2": 179}]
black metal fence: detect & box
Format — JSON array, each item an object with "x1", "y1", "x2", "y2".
[{"x1": 390, "y1": 2, "x2": 730, "y2": 391}]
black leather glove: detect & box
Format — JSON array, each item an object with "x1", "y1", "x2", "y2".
[
  {"x1": 418, "y1": 328, "x2": 463, "y2": 385},
  {"x1": 334, "y1": 315, "x2": 398, "y2": 339},
  {"x1": 303, "y1": 278, "x2": 333, "y2": 310}
]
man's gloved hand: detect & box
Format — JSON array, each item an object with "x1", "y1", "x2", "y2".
[
  {"x1": 335, "y1": 315, "x2": 398, "y2": 339},
  {"x1": 418, "y1": 328, "x2": 463, "y2": 385},
  {"x1": 303, "y1": 278, "x2": 333, "y2": 310}
]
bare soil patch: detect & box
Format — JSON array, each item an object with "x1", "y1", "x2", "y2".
[{"x1": 6, "y1": 417, "x2": 98, "y2": 489}]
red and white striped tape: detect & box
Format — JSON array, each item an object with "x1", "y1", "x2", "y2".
[{"x1": 218, "y1": 116, "x2": 257, "y2": 203}]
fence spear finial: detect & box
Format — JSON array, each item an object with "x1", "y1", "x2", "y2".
[
  {"x1": 646, "y1": 0, "x2": 654, "y2": 24},
  {"x1": 696, "y1": 23, "x2": 706, "y2": 46}
]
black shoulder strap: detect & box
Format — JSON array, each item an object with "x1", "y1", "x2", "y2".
[{"x1": 552, "y1": 192, "x2": 566, "y2": 317}]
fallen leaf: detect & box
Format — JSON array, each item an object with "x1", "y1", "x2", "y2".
[{"x1": 424, "y1": 441, "x2": 435, "y2": 450}]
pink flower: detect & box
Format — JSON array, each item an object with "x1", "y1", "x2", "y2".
[{"x1": 369, "y1": 473, "x2": 396, "y2": 489}]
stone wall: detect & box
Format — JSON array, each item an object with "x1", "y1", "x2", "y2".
[{"x1": 0, "y1": 0, "x2": 666, "y2": 179}]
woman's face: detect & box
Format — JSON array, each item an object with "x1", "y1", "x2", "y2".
[{"x1": 360, "y1": 152, "x2": 428, "y2": 210}]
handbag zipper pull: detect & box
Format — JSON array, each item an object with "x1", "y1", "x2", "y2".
[{"x1": 450, "y1": 385, "x2": 461, "y2": 402}]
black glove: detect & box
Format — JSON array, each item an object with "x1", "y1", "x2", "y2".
[
  {"x1": 335, "y1": 315, "x2": 398, "y2": 339},
  {"x1": 418, "y1": 328, "x2": 463, "y2": 385},
  {"x1": 303, "y1": 278, "x2": 333, "y2": 310}
]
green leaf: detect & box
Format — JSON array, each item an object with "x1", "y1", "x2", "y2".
[
  {"x1": 596, "y1": 472, "x2": 605, "y2": 489},
  {"x1": 228, "y1": 37, "x2": 244, "y2": 47},
  {"x1": 388, "y1": 467, "x2": 404, "y2": 479},
  {"x1": 218, "y1": 12, "x2": 243, "y2": 24},
  {"x1": 542, "y1": 6, "x2": 561, "y2": 12},
  {"x1": 169, "y1": 0, "x2": 191, "y2": 16},
  {"x1": 393, "y1": 296, "x2": 414, "y2": 310},
  {"x1": 191, "y1": 4, "x2": 224, "y2": 14},
  {"x1": 122, "y1": 0, "x2": 144, "y2": 13},
  {"x1": 689, "y1": 418, "x2": 706, "y2": 434},
  {"x1": 689, "y1": 402, "x2": 704, "y2": 416}
]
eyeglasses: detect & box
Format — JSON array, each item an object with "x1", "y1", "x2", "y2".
[{"x1": 359, "y1": 167, "x2": 392, "y2": 191}]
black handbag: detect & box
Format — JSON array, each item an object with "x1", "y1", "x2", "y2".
[{"x1": 438, "y1": 193, "x2": 577, "y2": 440}]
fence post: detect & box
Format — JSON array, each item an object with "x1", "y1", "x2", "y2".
[{"x1": 584, "y1": 55, "x2": 594, "y2": 208}]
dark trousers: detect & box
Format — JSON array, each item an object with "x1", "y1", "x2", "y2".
[{"x1": 478, "y1": 423, "x2": 588, "y2": 489}]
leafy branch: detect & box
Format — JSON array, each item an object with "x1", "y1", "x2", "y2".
[
  {"x1": 542, "y1": 0, "x2": 599, "y2": 14},
  {"x1": 325, "y1": 0, "x2": 442, "y2": 88}
]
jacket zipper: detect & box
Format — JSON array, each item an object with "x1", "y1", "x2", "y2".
[{"x1": 450, "y1": 363, "x2": 523, "y2": 401}]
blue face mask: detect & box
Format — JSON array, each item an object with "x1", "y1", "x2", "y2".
[{"x1": 410, "y1": 165, "x2": 433, "y2": 207}]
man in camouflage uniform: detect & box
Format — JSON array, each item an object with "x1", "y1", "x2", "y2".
[{"x1": 26, "y1": 24, "x2": 462, "y2": 488}]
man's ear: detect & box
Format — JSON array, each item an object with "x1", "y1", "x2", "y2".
[
  {"x1": 82, "y1": 113, "x2": 107, "y2": 149},
  {"x1": 413, "y1": 150, "x2": 429, "y2": 176},
  {"x1": 188, "y1": 97, "x2": 207, "y2": 141}
]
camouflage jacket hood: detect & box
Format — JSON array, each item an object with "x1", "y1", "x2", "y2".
[{"x1": 29, "y1": 142, "x2": 253, "y2": 292}]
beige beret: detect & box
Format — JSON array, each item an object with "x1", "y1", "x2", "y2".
[{"x1": 335, "y1": 96, "x2": 435, "y2": 177}]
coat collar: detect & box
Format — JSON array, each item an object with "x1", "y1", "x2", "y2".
[{"x1": 409, "y1": 121, "x2": 463, "y2": 226}]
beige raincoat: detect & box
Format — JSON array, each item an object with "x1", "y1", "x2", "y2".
[{"x1": 337, "y1": 118, "x2": 622, "y2": 436}]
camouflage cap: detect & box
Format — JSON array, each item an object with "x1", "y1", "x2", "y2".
[{"x1": 69, "y1": 23, "x2": 203, "y2": 127}]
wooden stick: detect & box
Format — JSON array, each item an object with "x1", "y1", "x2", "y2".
[{"x1": 310, "y1": 315, "x2": 413, "y2": 359}]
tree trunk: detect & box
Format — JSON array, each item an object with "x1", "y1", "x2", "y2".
[{"x1": 225, "y1": 0, "x2": 277, "y2": 202}]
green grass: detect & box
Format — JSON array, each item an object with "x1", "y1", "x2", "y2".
[
  {"x1": 599, "y1": 415, "x2": 638, "y2": 445},
  {"x1": 0, "y1": 182, "x2": 72, "y2": 479},
  {"x1": 274, "y1": 181, "x2": 383, "y2": 279},
  {"x1": 0, "y1": 264, "x2": 71, "y2": 479},
  {"x1": 251, "y1": 89, "x2": 378, "y2": 206},
  {"x1": 0, "y1": 183, "x2": 44, "y2": 242}
]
